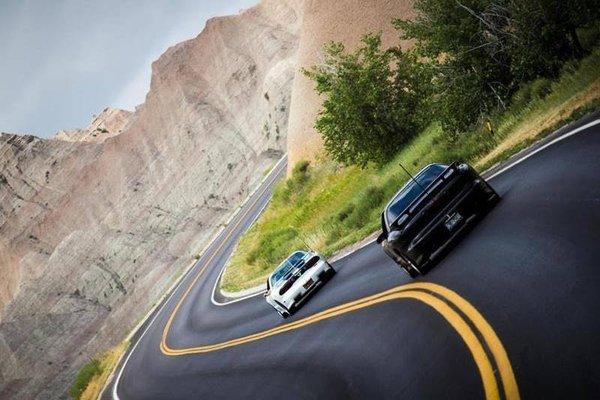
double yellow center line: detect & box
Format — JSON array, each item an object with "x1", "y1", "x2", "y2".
[
  {"x1": 158, "y1": 160, "x2": 519, "y2": 400},
  {"x1": 161, "y1": 273, "x2": 519, "y2": 400}
]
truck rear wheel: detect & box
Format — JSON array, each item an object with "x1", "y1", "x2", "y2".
[
  {"x1": 401, "y1": 264, "x2": 419, "y2": 278},
  {"x1": 397, "y1": 256, "x2": 419, "y2": 278}
]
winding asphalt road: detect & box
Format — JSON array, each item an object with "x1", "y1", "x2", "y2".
[{"x1": 109, "y1": 114, "x2": 600, "y2": 400}]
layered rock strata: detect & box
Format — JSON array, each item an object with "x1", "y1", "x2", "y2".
[{"x1": 0, "y1": 0, "x2": 301, "y2": 397}]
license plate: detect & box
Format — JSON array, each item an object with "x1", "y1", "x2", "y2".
[
  {"x1": 445, "y1": 212, "x2": 463, "y2": 231},
  {"x1": 303, "y1": 279, "x2": 314, "y2": 289}
]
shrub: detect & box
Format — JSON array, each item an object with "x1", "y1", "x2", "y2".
[
  {"x1": 293, "y1": 160, "x2": 310, "y2": 175},
  {"x1": 530, "y1": 78, "x2": 553, "y2": 100},
  {"x1": 337, "y1": 203, "x2": 355, "y2": 221},
  {"x1": 271, "y1": 161, "x2": 312, "y2": 203},
  {"x1": 70, "y1": 358, "x2": 103, "y2": 399},
  {"x1": 578, "y1": 20, "x2": 600, "y2": 50},
  {"x1": 511, "y1": 84, "x2": 534, "y2": 109},
  {"x1": 246, "y1": 227, "x2": 299, "y2": 267},
  {"x1": 289, "y1": 160, "x2": 310, "y2": 189},
  {"x1": 345, "y1": 185, "x2": 385, "y2": 228}
]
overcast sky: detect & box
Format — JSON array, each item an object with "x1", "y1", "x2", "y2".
[{"x1": 0, "y1": 0, "x2": 257, "y2": 138}]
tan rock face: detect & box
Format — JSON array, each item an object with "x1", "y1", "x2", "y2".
[
  {"x1": 286, "y1": 0, "x2": 416, "y2": 169},
  {"x1": 0, "y1": 0, "x2": 301, "y2": 398},
  {"x1": 54, "y1": 107, "x2": 134, "y2": 143}
]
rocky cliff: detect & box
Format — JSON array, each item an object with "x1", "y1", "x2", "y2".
[
  {"x1": 0, "y1": 0, "x2": 301, "y2": 398},
  {"x1": 54, "y1": 107, "x2": 134, "y2": 143}
]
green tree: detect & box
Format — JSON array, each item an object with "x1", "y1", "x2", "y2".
[
  {"x1": 506, "y1": 0, "x2": 599, "y2": 80},
  {"x1": 395, "y1": 0, "x2": 515, "y2": 134},
  {"x1": 303, "y1": 34, "x2": 431, "y2": 167},
  {"x1": 395, "y1": 0, "x2": 600, "y2": 135}
]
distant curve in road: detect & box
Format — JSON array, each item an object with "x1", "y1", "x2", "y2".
[{"x1": 110, "y1": 115, "x2": 600, "y2": 400}]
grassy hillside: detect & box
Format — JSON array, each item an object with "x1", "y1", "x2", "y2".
[{"x1": 221, "y1": 49, "x2": 600, "y2": 292}]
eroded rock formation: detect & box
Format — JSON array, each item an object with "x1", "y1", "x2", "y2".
[
  {"x1": 54, "y1": 107, "x2": 134, "y2": 143},
  {"x1": 0, "y1": 0, "x2": 421, "y2": 397},
  {"x1": 0, "y1": 0, "x2": 301, "y2": 397}
]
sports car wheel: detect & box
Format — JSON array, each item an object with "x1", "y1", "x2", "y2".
[{"x1": 277, "y1": 308, "x2": 291, "y2": 319}]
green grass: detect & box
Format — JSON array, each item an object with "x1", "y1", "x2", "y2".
[
  {"x1": 222, "y1": 123, "x2": 449, "y2": 292},
  {"x1": 71, "y1": 340, "x2": 130, "y2": 400},
  {"x1": 220, "y1": 48, "x2": 600, "y2": 293},
  {"x1": 69, "y1": 358, "x2": 103, "y2": 399}
]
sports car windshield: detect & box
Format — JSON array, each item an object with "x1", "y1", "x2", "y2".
[
  {"x1": 270, "y1": 251, "x2": 306, "y2": 286},
  {"x1": 386, "y1": 164, "x2": 446, "y2": 226}
]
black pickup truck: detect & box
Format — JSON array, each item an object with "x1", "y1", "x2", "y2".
[{"x1": 376, "y1": 162, "x2": 499, "y2": 278}]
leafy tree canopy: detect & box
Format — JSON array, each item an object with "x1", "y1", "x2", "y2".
[
  {"x1": 303, "y1": 34, "x2": 431, "y2": 167},
  {"x1": 304, "y1": 0, "x2": 599, "y2": 164},
  {"x1": 395, "y1": 0, "x2": 600, "y2": 133}
]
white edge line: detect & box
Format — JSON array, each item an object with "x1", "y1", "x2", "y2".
[
  {"x1": 486, "y1": 119, "x2": 600, "y2": 180},
  {"x1": 209, "y1": 236, "x2": 376, "y2": 307},
  {"x1": 211, "y1": 171, "x2": 378, "y2": 306},
  {"x1": 211, "y1": 117, "x2": 600, "y2": 304},
  {"x1": 209, "y1": 158, "x2": 288, "y2": 305},
  {"x1": 114, "y1": 118, "x2": 599, "y2": 399},
  {"x1": 112, "y1": 257, "x2": 199, "y2": 400},
  {"x1": 210, "y1": 197, "x2": 271, "y2": 306},
  {"x1": 331, "y1": 238, "x2": 377, "y2": 262},
  {"x1": 230, "y1": 154, "x2": 288, "y2": 223},
  {"x1": 112, "y1": 155, "x2": 287, "y2": 399}
]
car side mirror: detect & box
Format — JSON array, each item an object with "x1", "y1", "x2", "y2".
[
  {"x1": 263, "y1": 290, "x2": 269, "y2": 298},
  {"x1": 376, "y1": 232, "x2": 386, "y2": 244}
]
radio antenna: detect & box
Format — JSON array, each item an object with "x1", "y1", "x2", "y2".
[{"x1": 399, "y1": 163, "x2": 425, "y2": 191}]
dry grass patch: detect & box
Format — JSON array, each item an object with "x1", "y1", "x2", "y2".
[
  {"x1": 477, "y1": 78, "x2": 600, "y2": 168},
  {"x1": 74, "y1": 340, "x2": 129, "y2": 400}
]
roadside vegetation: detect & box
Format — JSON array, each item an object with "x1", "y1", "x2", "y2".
[
  {"x1": 69, "y1": 340, "x2": 129, "y2": 400},
  {"x1": 221, "y1": 0, "x2": 600, "y2": 292}
]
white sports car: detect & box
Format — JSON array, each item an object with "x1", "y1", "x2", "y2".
[{"x1": 264, "y1": 250, "x2": 335, "y2": 318}]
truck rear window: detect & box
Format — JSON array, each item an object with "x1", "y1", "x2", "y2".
[{"x1": 385, "y1": 164, "x2": 446, "y2": 226}]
